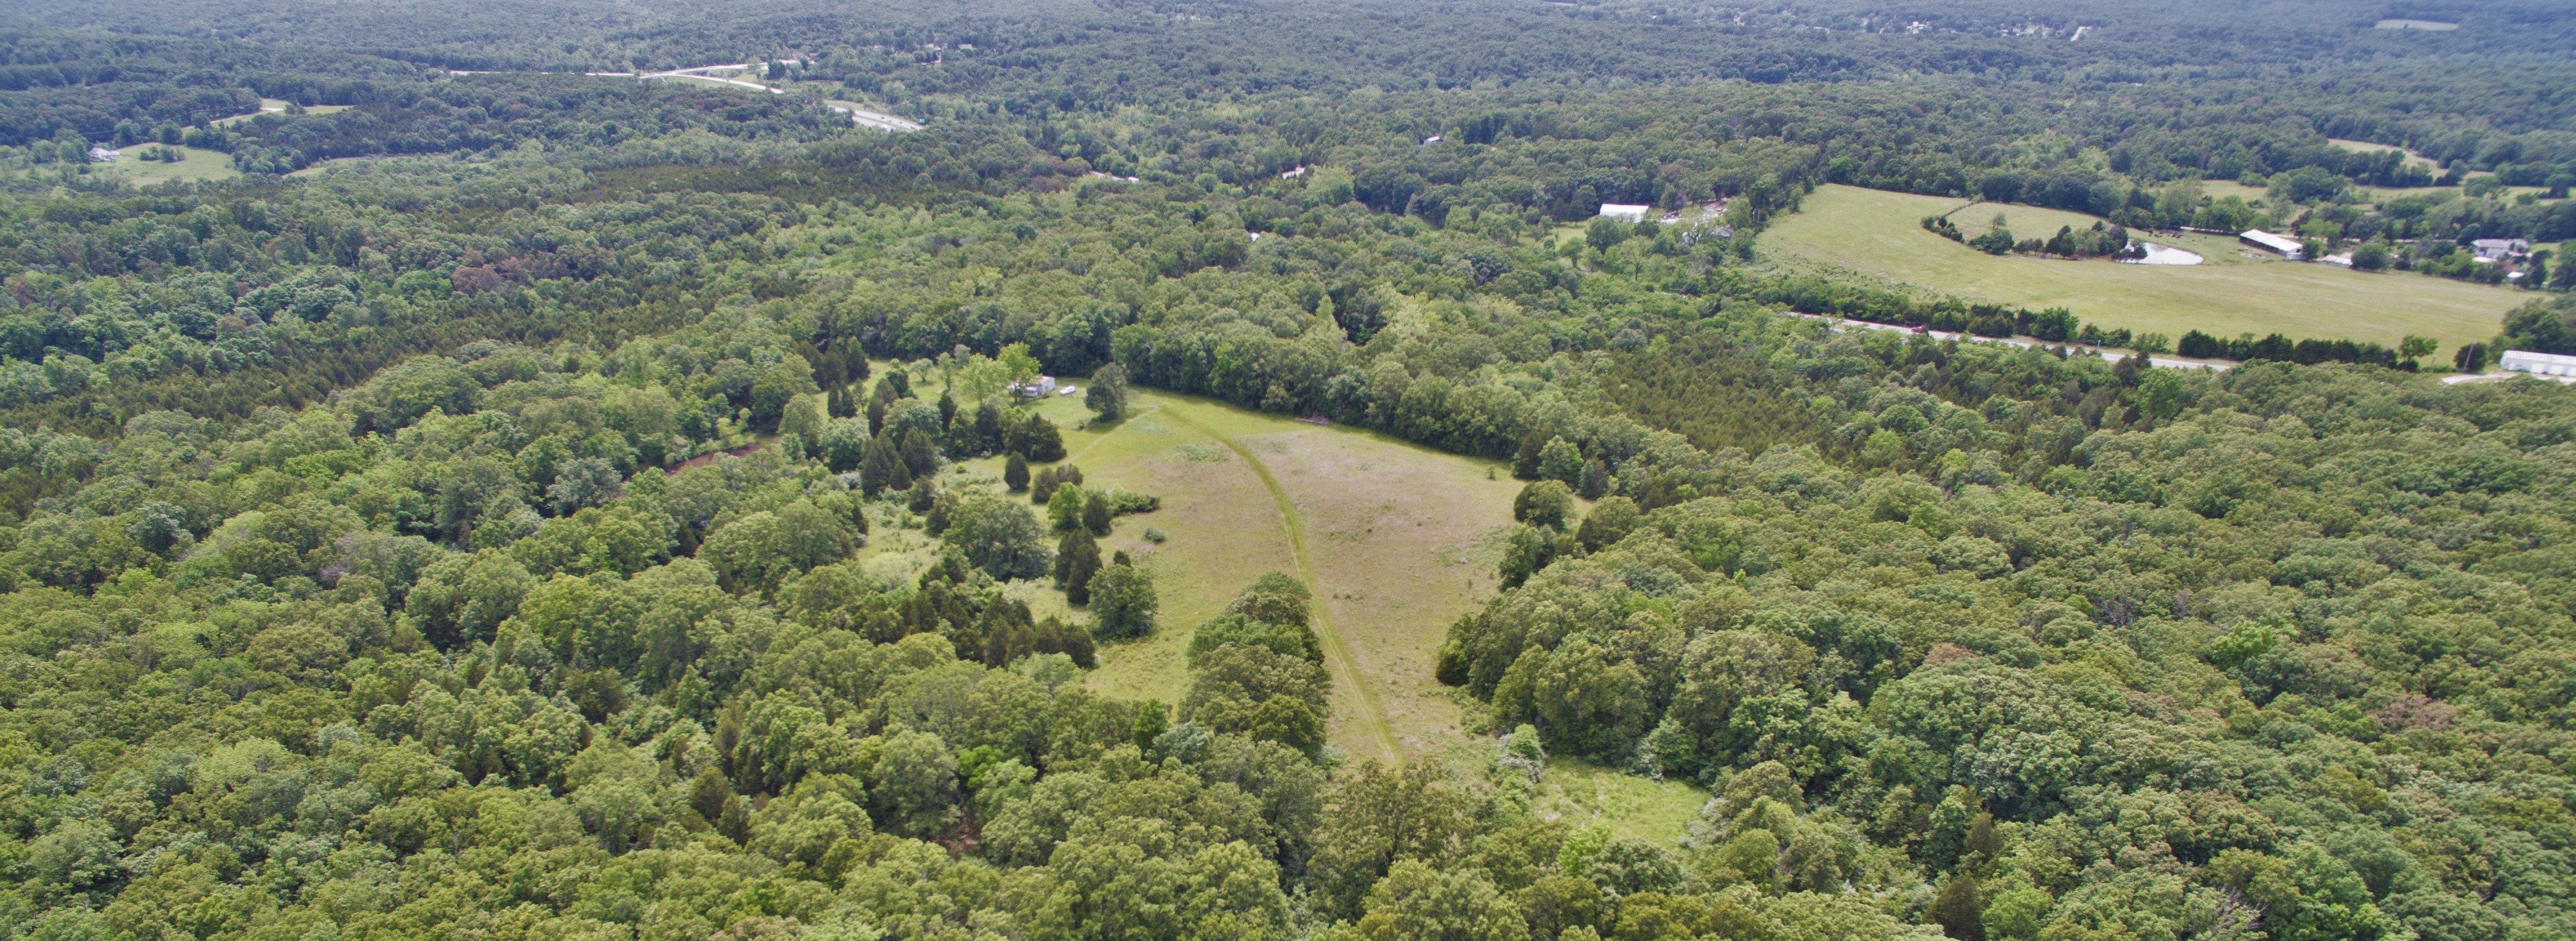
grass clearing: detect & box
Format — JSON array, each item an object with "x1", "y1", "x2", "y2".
[
  {"x1": 911, "y1": 377, "x2": 1518, "y2": 761},
  {"x1": 2216, "y1": 154, "x2": 2559, "y2": 205},
  {"x1": 1532, "y1": 758, "x2": 1711, "y2": 846},
  {"x1": 1764, "y1": 184, "x2": 2528, "y2": 350},
  {"x1": 1944, "y1": 201, "x2": 2257, "y2": 265},
  {"x1": 101, "y1": 145, "x2": 241, "y2": 184}
]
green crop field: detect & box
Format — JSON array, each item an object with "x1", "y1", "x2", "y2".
[{"x1": 1763, "y1": 184, "x2": 2532, "y2": 350}]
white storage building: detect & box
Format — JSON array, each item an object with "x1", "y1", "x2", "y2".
[
  {"x1": 1597, "y1": 203, "x2": 1651, "y2": 223},
  {"x1": 2500, "y1": 349, "x2": 2576, "y2": 378},
  {"x1": 2239, "y1": 230, "x2": 2305, "y2": 260}
]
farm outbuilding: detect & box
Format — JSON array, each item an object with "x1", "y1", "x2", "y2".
[
  {"x1": 2501, "y1": 349, "x2": 2576, "y2": 378},
  {"x1": 2239, "y1": 230, "x2": 2305, "y2": 260},
  {"x1": 1597, "y1": 203, "x2": 1651, "y2": 223},
  {"x1": 2473, "y1": 239, "x2": 2531, "y2": 261}
]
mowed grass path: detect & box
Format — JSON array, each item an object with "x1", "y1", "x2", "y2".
[
  {"x1": 1764, "y1": 184, "x2": 2528, "y2": 350},
  {"x1": 943, "y1": 387, "x2": 1520, "y2": 761}
]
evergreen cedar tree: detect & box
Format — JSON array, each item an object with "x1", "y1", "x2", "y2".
[
  {"x1": 1086, "y1": 362, "x2": 1129, "y2": 421},
  {"x1": 6, "y1": 3, "x2": 2576, "y2": 938}
]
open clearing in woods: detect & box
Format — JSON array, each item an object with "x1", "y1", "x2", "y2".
[
  {"x1": 1531, "y1": 758, "x2": 1712, "y2": 845},
  {"x1": 1763, "y1": 183, "x2": 2529, "y2": 350},
  {"x1": 100, "y1": 145, "x2": 241, "y2": 184},
  {"x1": 920, "y1": 384, "x2": 1522, "y2": 762}
]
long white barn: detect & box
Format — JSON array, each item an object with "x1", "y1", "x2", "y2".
[{"x1": 2500, "y1": 349, "x2": 2576, "y2": 378}]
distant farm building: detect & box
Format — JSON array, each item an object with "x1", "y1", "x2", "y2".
[
  {"x1": 1017, "y1": 376, "x2": 1058, "y2": 398},
  {"x1": 2239, "y1": 230, "x2": 2305, "y2": 260},
  {"x1": 2501, "y1": 350, "x2": 2576, "y2": 379},
  {"x1": 87, "y1": 146, "x2": 120, "y2": 163},
  {"x1": 1598, "y1": 203, "x2": 1651, "y2": 223},
  {"x1": 2473, "y1": 239, "x2": 2531, "y2": 261}
]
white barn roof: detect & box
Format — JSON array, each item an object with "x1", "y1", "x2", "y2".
[
  {"x1": 1597, "y1": 203, "x2": 1650, "y2": 223},
  {"x1": 2239, "y1": 230, "x2": 2304, "y2": 254},
  {"x1": 2500, "y1": 349, "x2": 2576, "y2": 377}
]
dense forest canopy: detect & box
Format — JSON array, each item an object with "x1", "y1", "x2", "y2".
[{"x1": 0, "y1": 0, "x2": 2573, "y2": 940}]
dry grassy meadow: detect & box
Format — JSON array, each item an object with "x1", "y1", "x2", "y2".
[
  {"x1": 854, "y1": 368, "x2": 1715, "y2": 826},
  {"x1": 872, "y1": 374, "x2": 1525, "y2": 762}
]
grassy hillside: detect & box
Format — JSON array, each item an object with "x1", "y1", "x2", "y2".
[{"x1": 1766, "y1": 183, "x2": 2530, "y2": 350}]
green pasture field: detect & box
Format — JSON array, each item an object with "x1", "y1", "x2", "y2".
[
  {"x1": 2195, "y1": 179, "x2": 2287, "y2": 208},
  {"x1": 1764, "y1": 184, "x2": 2530, "y2": 350},
  {"x1": 101, "y1": 144, "x2": 241, "y2": 183},
  {"x1": 2217, "y1": 147, "x2": 2561, "y2": 203},
  {"x1": 1944, "y1": 200, "x2": 2257, "y2": 264}
]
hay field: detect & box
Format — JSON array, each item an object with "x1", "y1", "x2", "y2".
[{"x1": 1763, "y1": 184, "x2": 2528, "y2": 350}]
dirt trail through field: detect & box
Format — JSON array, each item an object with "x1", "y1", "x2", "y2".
[{"x1": 1161, "y1": 402, "x2": 1402, "y2": 763}]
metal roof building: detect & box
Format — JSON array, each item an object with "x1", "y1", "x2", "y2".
[
  {"x1": 1597, "y1": 203, "x2": 1651, "y2": 223},
  {"x1": 2501, "y1": 349, "x2": 2576, "y2": 378},
  {"x1": 2239, "y1": 230, "x2": 2305, "y2": 260}
]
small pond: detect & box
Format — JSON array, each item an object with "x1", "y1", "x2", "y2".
[{"x1": 2121, "y1": 242, "x2": 2202, "y2": 266}]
